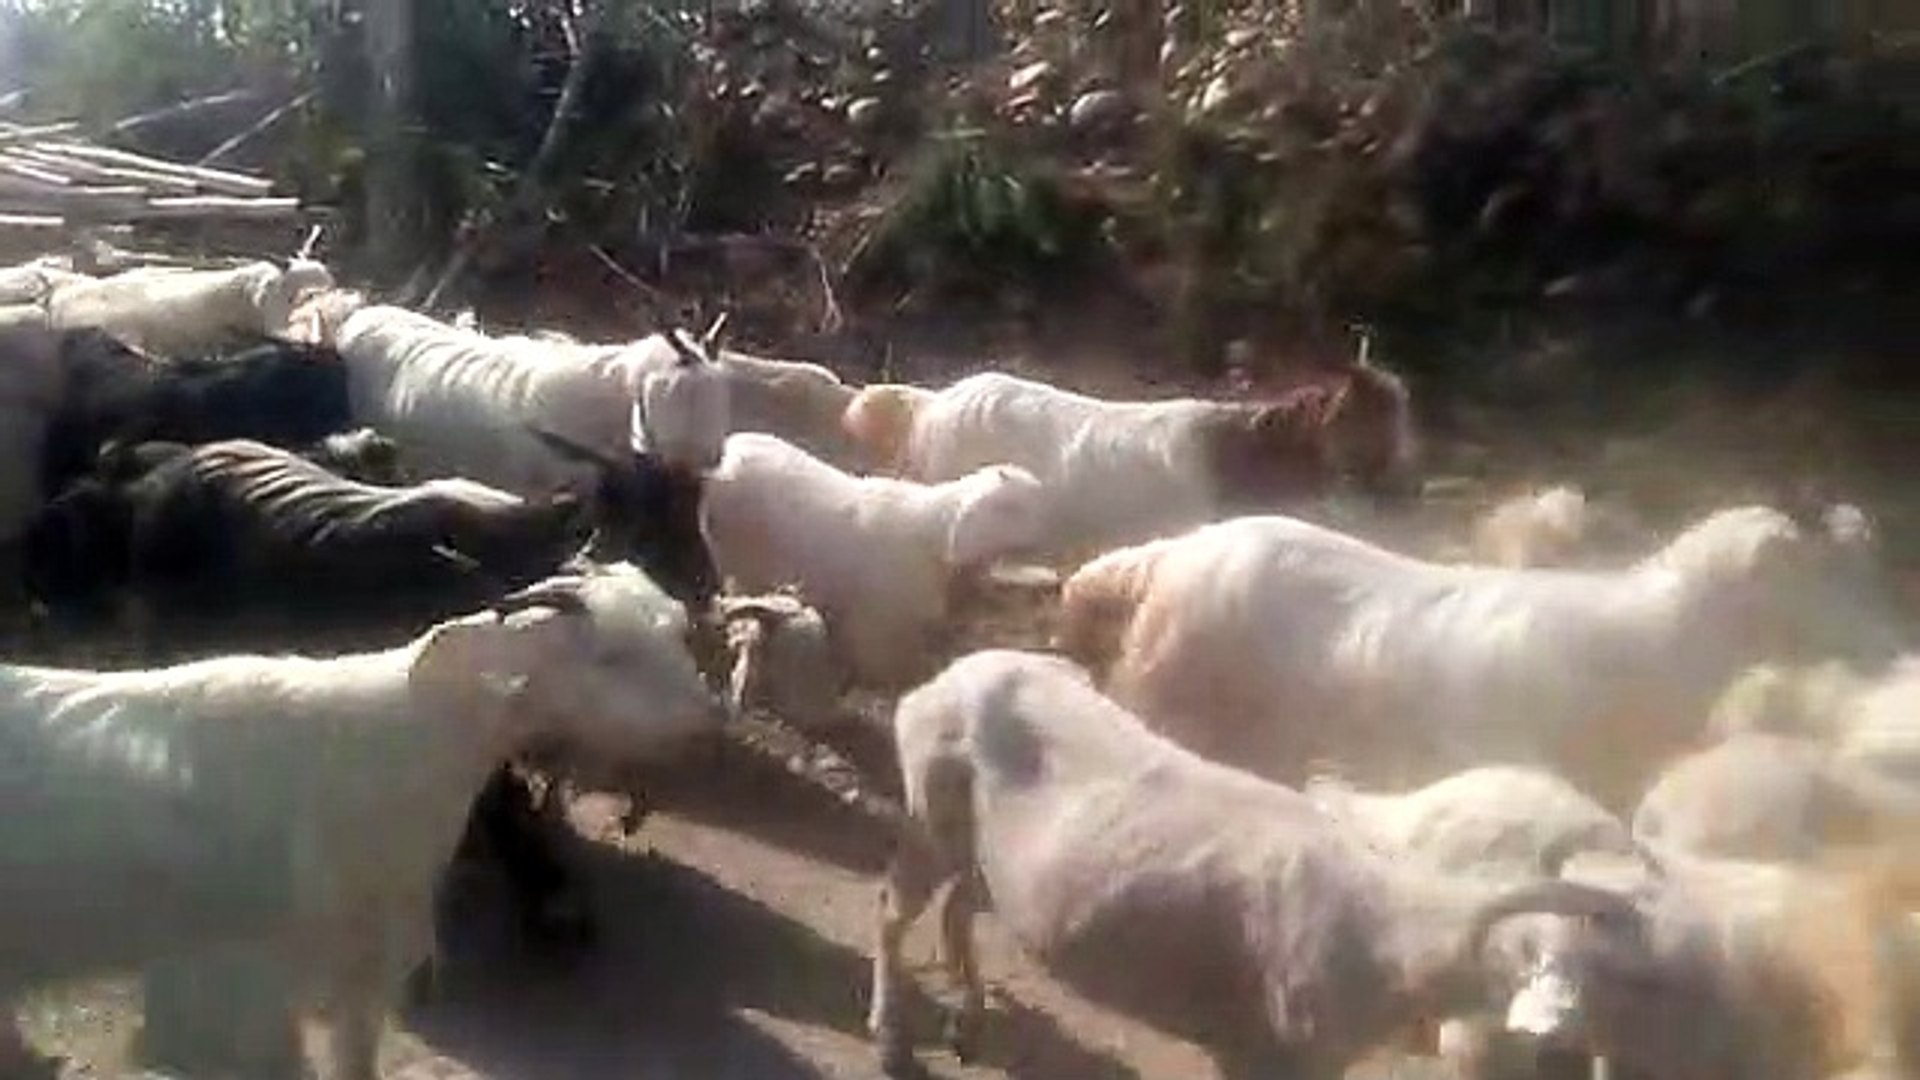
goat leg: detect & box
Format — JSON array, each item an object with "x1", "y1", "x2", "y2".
[
  {"x1": 939, "y1": 873, "x2": 986, "y2": 1062},
  {"x1": 870, "y1": 846, "x2": 941, "y2": 1077},
  {"x1": 0, "y1": 1014, "x2": 58, "y2": 1080}
]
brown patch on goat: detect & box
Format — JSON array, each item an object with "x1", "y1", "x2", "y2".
[
  {"x1": 1054, "y1": 547, "x2": 1161, "y2": 679},
  {"x1": 839, "y1": 385, "x2": 921, "y2": 474},
  {"x1": 1199, "y1": 363, "x2": 1415, "y2": 511},
  {"x1": 1779, "y1": 846, "x2": 1920, "y2": 1074}
]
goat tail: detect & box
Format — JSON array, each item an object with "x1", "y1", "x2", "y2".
[{"x1": 1052, "y1": 544, "x2": 1159, "y2": 678}]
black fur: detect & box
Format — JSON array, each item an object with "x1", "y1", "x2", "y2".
[
  {"x1": 37, "y1": 330, "x2": 354, "y2": 499},
  {"x1": 23, "y1": 439, "x2": 588, "y2": 639}
]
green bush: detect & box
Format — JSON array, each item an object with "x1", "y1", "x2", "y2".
[{"x1": 848, "y1": 129, "x2": 1115, "y2": 303}]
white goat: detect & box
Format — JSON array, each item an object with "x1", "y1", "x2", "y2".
[
  {"x1": 1470, "y1": 485, "x2": 1597, "y2": 568},
  {"x1": 1306, "y1": 766, "x2": 1633, "y2": 882},
  {"x1": 1705, "y1": 657, "x2": 1920, "y2": 789},
  {"x1": 700, "y1": 431, "x2": 1046, "y2": 688},
  {"x1": 871, "y1": 649, "x2": 1632, "y2": 1080},
  {"x1": 1306, "y1": 766, "x2": 1636, "y2": 1077},
  {"x1": 1832, "y1": 658, "x2": 1920, "y2": 787},
  {"x1": 1633, "y1": 733, "x2": 1920, "y2": 864},
  {"x1": 0, "y1": 261, "x2": 88, "y2": 306},
  {"x1": 0, "y1": 563, "x2": 721, "y2": 1080},
  {"x1": 716, "y1": 349, "x2": 862, "y2": 466},
  {"x1": 45, "y1": 259, "x2": 334, "y2": 356},
  {"x1": 1057, "y1": 506, "x2": 1880, "y2": 808},
  {"x1": 0, "y1": 304, "x2": 46, "y2": 332},
  {"x1": 1517, "y1": 844, "x2": 1920, "y2": 1080},
  {"x1": 332, "y1": 302, "x2": 731, "y2": 491},
  {"x1": 841, "y1": 363, "x2": 1418, "y2": 562}
]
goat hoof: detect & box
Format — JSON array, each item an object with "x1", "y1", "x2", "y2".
[
  {"x1": 944, "y1": 1010, "x2": 983, "y2": 1063},
  {"x1": 877, "y1": 1036, "x2": 918, "y2": 1078}
]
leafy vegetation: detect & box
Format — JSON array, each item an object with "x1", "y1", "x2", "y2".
[{"x1": 0, "y1": 0, "x2": 1911, "y2": 385}]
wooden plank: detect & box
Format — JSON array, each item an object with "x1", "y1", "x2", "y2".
[
  {"x1": 0, "y1": 122, "x2": 80, "y2": 147},
  {"x1": 34, "y1": 142, "x2": 273, "y2": 197},
  {"x1": 129, "y1": 195, "x2": 302, "y2": 220},
  {"x1": 0, "y1": 157, "x2": 74, "y2": 188},
  {"x1": 6, "y1": 147, "x2": 202, "y2": 194}
]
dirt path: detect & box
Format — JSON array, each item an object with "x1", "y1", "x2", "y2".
[{"x1": 379, "y1": 754, "x2": 1218, "y2": 1080}]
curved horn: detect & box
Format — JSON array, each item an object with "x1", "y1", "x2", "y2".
[
  {"x1": 295, "y1": 223, "x2": 324, "y2": 262},
  {"x1": 1467, "y1": 880, "x2": 1642, "y2": 956},
  {"x1": 493, "y1": 581, "x2": 590, "y2": 617}
]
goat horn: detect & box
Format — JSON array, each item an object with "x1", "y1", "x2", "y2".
[
  {"x1": 295, "y1": 223, "x2": 323, "y2": 262},
  {"x1": 1466, "y1": 880, "x2": 1641, "y2": 956},
  {"x1": 718, "y1": 595, "x2": 801, "y2": 622},
  {"x1": 494, "y1": 582, "x2": 590, "y2": 617},
  {"x1": 527, "y1": 425, "x2": 622, "y2": 471},
  {"x1": 663, "y1": 326, "x2": 704, "y2": 366},
  {"x1": 701, "y1": 311, "x2": 730, "y2": 356},
  {"x1": 431, "y1": 544, "x2": 483, "y2": 572}
]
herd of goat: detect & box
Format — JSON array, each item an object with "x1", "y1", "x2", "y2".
[{"x1": 0, "y1": 252, "x2": 1915, "y2": 1080}]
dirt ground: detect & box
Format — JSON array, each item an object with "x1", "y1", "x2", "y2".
[{"x1": 16, "y1": 760, "x2": 1233, "y2": 1080}]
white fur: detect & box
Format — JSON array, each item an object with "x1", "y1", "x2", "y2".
[
  {"x1": 1059, "y1": 506, "x2": 1841, "y2": 805},
  {"x1": 845, "y1": 371, "x2": 1256, "y2": 560},
  {"x1": 700, "y1": 432, "x2": 1045, "y2": 687},
  {"x1": 0, "y1": 261, "x2": 89, "y2": 306},
  {"x1": 717, "y1": 349, "x2": 861, "y2": 466},
  {"x1": 1307, "y1": 765, "x2": 1635, "y2": 1076},
  {"x1": 870, "y1": 649, "x2": 1621, "y2": 1079},
  {"x1": 1632, "y1": 732, "x2": 1920, "y2": 863},
  {"x1": 1470, "y1": 485, "x2": 1594, "y2": 568},
  {"x1": 1307, "y1": 765, "x2": 1631, "y2": 881},
  {"x1": 0, "y1": 303, "x2": 46, "y2": 332},
  {"x1": 1534, "y1": 845, "x2": 1920, "y2": 1080},
  {"x1": 335, "y1": 304, "x2": 731, "y2": 492},
  {"x1": 45, "y1": 259, "x2": 335, "y2": 356},
  {"x1": 0, "y1": 562, "x2": 718, "y2": 1079}
]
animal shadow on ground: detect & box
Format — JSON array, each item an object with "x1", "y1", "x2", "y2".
[
  {"x1": 410, "y1": 837, "x2": 855, "y2": 1078},
  {"x1": 635, "y1": 723, "x2": 905, "y2": 877},
  {"x1": 411, "y1": 830, "x2": 1134, "y2": 1080},
  {"x1": 881, "y1": 972, "x2": 1147, "y2": 1080}
]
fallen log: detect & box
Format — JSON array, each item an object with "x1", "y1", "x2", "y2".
[
  {"x1": 129, "y1": 195, "x2": 302, "y2": 220},
  {"x1": 107, "y1": 89, "x2": 265, "y2": 136},
  {"x1": 31, "y1": 142, "x2": 273, "y2": 197},
  {"x1": 0, "y1": 122, "x2": 80, "y2": 147},
  {"x1": 4, "y1": 147, "x2": 201, "y2": 194}
]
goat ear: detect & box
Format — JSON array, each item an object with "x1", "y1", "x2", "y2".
[
  {"x1": 430, "y1": 543, "x2": 483, "y2": 573},
  {"x1": 410, "y1": 616, "x2": 518, "y2": 708},
  {"x1": 945, "y1": 483, "x2": 1011, "y2": 568},
  {"x1": 726, "y1": 616, "x2": 769, "y2": 717}
]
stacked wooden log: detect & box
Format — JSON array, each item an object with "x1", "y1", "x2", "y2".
[{"x1": 0, "y1": 120, "x2": 306, "y2": 233}]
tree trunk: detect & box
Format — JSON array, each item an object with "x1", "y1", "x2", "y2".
[
  {"x1": 363, "y1": 0, "x2": 426, "y2": 282},
  {"x1": 423, "y1": 0, "x2": 607, "y2": 310}
]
